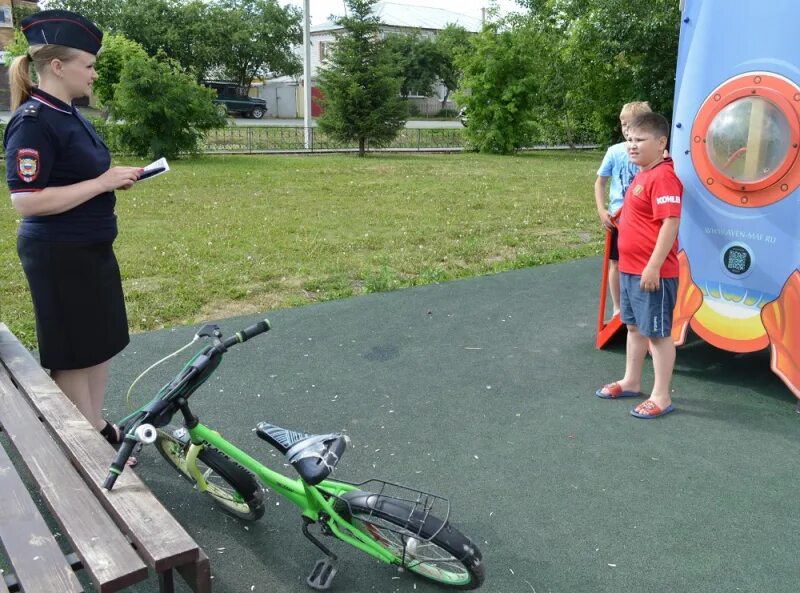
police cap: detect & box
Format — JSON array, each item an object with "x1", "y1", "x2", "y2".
[{"x1": 21, "y1": 10, "x2": 103, "y2": 56}]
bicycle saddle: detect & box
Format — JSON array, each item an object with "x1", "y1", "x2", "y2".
[{"x1": 256, "y1": 422, "x2": 347, "y2": 486}]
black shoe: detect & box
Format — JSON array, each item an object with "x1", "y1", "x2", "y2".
[{"x1": 100, "y1": 421, "x2": 123, "y2": 444}]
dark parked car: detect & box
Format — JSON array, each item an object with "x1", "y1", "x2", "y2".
[{"x1": 203, "y1": 81, "x2": 267, "y2": 119}]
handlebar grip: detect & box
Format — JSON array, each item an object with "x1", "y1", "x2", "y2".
[
  {"x1": 237, "y1": 319, "x2": 271, "y2": 343},
  {"x1": 102, "y1": 437, "x2": 136, "y2": 491}
]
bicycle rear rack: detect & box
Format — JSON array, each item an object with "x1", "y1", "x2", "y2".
[{"x1": 338, "y1": 478, "x2": 451, "y2": 542}]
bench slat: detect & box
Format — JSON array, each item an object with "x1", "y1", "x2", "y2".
[
  {"x1": 0, "y1": 324, "x2": 202, "y2": 577},
  {"x1": 0, "y1": 366, "x2": 148, "y2": 593},
  {"x1": 0, "y1": 443, "x2": 83, "y2": 593}
]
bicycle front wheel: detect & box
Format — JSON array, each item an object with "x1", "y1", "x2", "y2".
[
  {"x1": 336, "y1": 490, "x2": 484, "y2": 589},
  {"x1": 155, "y1": 426, "x2": 265, "y2": 521}
]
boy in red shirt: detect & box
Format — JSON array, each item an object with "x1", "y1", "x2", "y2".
[{"x1": 595, "y1": 112, "x2": 682, "y2": 419}]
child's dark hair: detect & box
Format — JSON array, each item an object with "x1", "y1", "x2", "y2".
[{"x1": 629, "y1": 112, "x2": 670, "y2": 139}]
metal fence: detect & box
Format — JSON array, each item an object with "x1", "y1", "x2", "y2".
[
  {"x1": 0, "y1": 122, "x2": 595, "y2": 156},
  {"x1": 199, "y1": 126, "x2": 468, "y2": 153}
]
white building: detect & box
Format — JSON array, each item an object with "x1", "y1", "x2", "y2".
[
  {"x1": 261, "y1": 2, "x2": 481, "y2": 118},
  {"x1": 310, "y1": 2, "x2": 481, "y2": 76}
]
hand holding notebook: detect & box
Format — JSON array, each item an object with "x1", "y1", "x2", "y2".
[{"x1": 137, "y1": 157, "x2": 170, "y2": 182}]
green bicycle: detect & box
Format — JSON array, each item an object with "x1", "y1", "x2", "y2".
[{"x1": 103, "y1": 320, "x2": 484, "y2": 591}]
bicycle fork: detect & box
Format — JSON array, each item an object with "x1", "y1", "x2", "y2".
[{"x1": 185, "y1": 443, "x2": 211, "y2": 492}]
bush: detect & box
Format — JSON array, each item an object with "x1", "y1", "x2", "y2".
[
  {"x1": 84, "y1": 116, "x2": 123, "y2": 153},
  {"x1": 456, "y1": 17, "x2": 544, "y2": 154},
  {"x1": 94, "y1": 34, "x2": 149, "y2": 111},
  {"x1": 3, "y1": 29, "x2": 28, "y2": 68},
  {"x1": 111, "y1": 52, "x2": 226, "y2": 159},
  {"x1": 405, "y1": 101, "x2": 421, "y2": 117},
  {"x1": 437, "y1": 108, "x2": 459, "y2": 118}
]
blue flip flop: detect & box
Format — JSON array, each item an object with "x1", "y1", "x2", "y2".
[
  {"x1": 630, "y1": 401, "x2": 675, "y2": 419},
  {"x1": 594, "y1": 382, "x2": 643, "y2": 399}
]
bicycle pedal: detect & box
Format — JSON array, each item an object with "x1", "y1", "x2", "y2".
[{"x1": 306, "y1": 558, "x2": 337, "y2": 591}]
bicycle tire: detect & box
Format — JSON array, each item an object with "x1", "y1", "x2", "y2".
[
  {"x1": 335, "y1": 490, "x2": 484, "y2": 589},
  {"x1": 155, "y1": 426, "x2": 265, "y2": 521}
]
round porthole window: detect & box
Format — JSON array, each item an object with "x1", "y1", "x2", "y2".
[
  {"x1": 691, "y1": 73, "x2": 800, "y2": 207},
  {"x1": 706, "y1": 97, "x2": 791, "y2": 184}
]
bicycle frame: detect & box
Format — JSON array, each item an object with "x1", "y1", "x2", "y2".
[
  {"x1": 107, "y1": 322, "x2": 483, "y2": 590},
  {"x1": 178, "y1": 421, "x2": 401, "y2": 565}
]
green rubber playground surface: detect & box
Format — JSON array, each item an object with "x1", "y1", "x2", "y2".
[{"x1": 103, "y1": 256, "x2": 798, "y2": 593}]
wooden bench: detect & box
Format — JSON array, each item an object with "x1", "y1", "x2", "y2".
[{"x1": 0, "y1": 323, "x2": 212, "y2": 593}]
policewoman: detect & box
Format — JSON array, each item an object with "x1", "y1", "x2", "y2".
[{"x1": 4, "y1": 10, "x2": 142, "y2": 445}]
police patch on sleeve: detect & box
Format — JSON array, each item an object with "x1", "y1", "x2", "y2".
[{"x1": 16, "y1": 148, "x2": 40, "y2": 183}]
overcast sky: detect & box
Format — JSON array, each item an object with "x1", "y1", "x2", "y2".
[{"x1": 284, "y1": 0, "x2": 523, "y2": 25}]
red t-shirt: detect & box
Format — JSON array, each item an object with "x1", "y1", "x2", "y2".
[{"x1": 617, "y1": 158, "x2": 683, "y2": 278}]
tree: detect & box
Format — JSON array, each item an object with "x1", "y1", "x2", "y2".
[
  {"x1": 93, "y1": 33, "x2": 148, "y2": 111},
  {"x1": 454, "y1": 0, "x2": 680, "y2": 146},
  {"x1": 382, "y1": 32, "x2": 441, "y2": 99},
  {"x1": 456, "y1": 14, "x2": 547, "y2": 153},
  {"x1": 171, "y1": 1, "x2": 231, "y2": 83},
  {"x1": 563, "y1": 0, "x2": 680, "y2": 139},
  {"x1": 316, "y1": 0, "x2": 407, "y2": 157},
  {"x1": 382, "y1": 26, "x2": 473, "y2": 111},
  {"x1": 515, "y1": 0, "x2": 680, "y2": 142},
  {"x1": 111, "y1": 51, "x2": 225, "y2": 159},
  {"x1": 112, "y1": 0, "x2": 224, "y2": 82},
  {"x1": 212, "y1": 0, "x2": 303, "y2": 88},
  {"x1": 432, "y1": 25, "x2": 473, "y2": 110},
  {"x1": 12, "y1": 3, "x2": 39, "y2": 28},
  {"x1": 48, "y1": 0, "x2": 218, "y2": 79},
  {"x1": 43, "y1": 0, "x2": 122, "y2": 29},
  {"x1": 3, "y1": 29, "x2": 28, "y2": 67},
  {"x1": 47, "y1": 0, "x2": 303, "y2": 85}
]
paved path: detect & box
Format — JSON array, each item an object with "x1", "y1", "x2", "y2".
[{"x1": 95, "y1": 256, "x2": 799, "y2": 593}]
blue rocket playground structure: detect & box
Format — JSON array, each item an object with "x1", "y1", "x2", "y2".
[
  {"x1": 598, "y1": 0, "x2": 800, "y2": 401},
  {"x1": 672, "y1": 0, "x2": 800, "y2": 399}
]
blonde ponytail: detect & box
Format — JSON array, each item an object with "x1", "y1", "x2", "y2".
[
  {"x1": 9, "y1": 45, "x2": 80, "y2": 111},
  {"x1": 9, "y1": 54, "x2": 34, "y2": 111}
]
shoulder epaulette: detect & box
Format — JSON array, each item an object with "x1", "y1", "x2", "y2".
[{"x1": 20, "y1": 101, "x2": 41, "y2": 119}]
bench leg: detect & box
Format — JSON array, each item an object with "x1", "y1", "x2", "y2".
[
  {"x1": 4, "y1": 571, "x2": 20, "y2": 593},
  {"x1": 176, "y1": 549, "x2": 212, "y2": 593},
  {"x1": 158, "y1": 568, "x2": 175, "y2": 593}
]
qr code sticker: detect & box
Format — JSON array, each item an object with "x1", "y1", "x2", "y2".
[{"x1": 726, "y1": 249, "x2": 748, "y2": 273}]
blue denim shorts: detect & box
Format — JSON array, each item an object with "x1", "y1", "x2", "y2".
[{"x1": 619, "y1": 273, "x2": 678, "y2": 338}]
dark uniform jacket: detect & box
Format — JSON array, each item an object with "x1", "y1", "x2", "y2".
[{"x1": 4, "y1": 88, "x2": 116, "y2": 242}]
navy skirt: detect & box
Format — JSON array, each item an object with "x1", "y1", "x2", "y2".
[{"x1": 17, "y1": 237, "x2": 130, "y2": 370}]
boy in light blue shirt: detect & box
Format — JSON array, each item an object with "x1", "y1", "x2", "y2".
[{"x1": 594, "y1": 101, "x2": 651, "y2": 316}]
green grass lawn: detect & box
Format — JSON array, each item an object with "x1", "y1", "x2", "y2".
[{"x1": 0, "y1": 151, "x2": 603, "y2": 347}]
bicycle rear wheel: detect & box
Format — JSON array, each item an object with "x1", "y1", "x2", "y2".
[
  {"x1": 155, "y1": 426, "x2": 265, "y2": 521},
  {"x1": 336, "y1": 490, "x2": 484, "y2": 589}
]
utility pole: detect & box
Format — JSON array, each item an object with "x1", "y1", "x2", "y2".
[{"x1": 303, "y1": 0, "x2": 312, "y2": 149}]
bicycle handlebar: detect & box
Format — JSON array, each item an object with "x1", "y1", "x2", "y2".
[
  {"x1": 103, "y1": 319, "x2": 271, "y2": 491},
  {"x1": 103, "y1": 435, "x2": 137, "y2": 490},
  {"x1": 221, "y1": 319, "x2": 271, "y2": 349}
]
